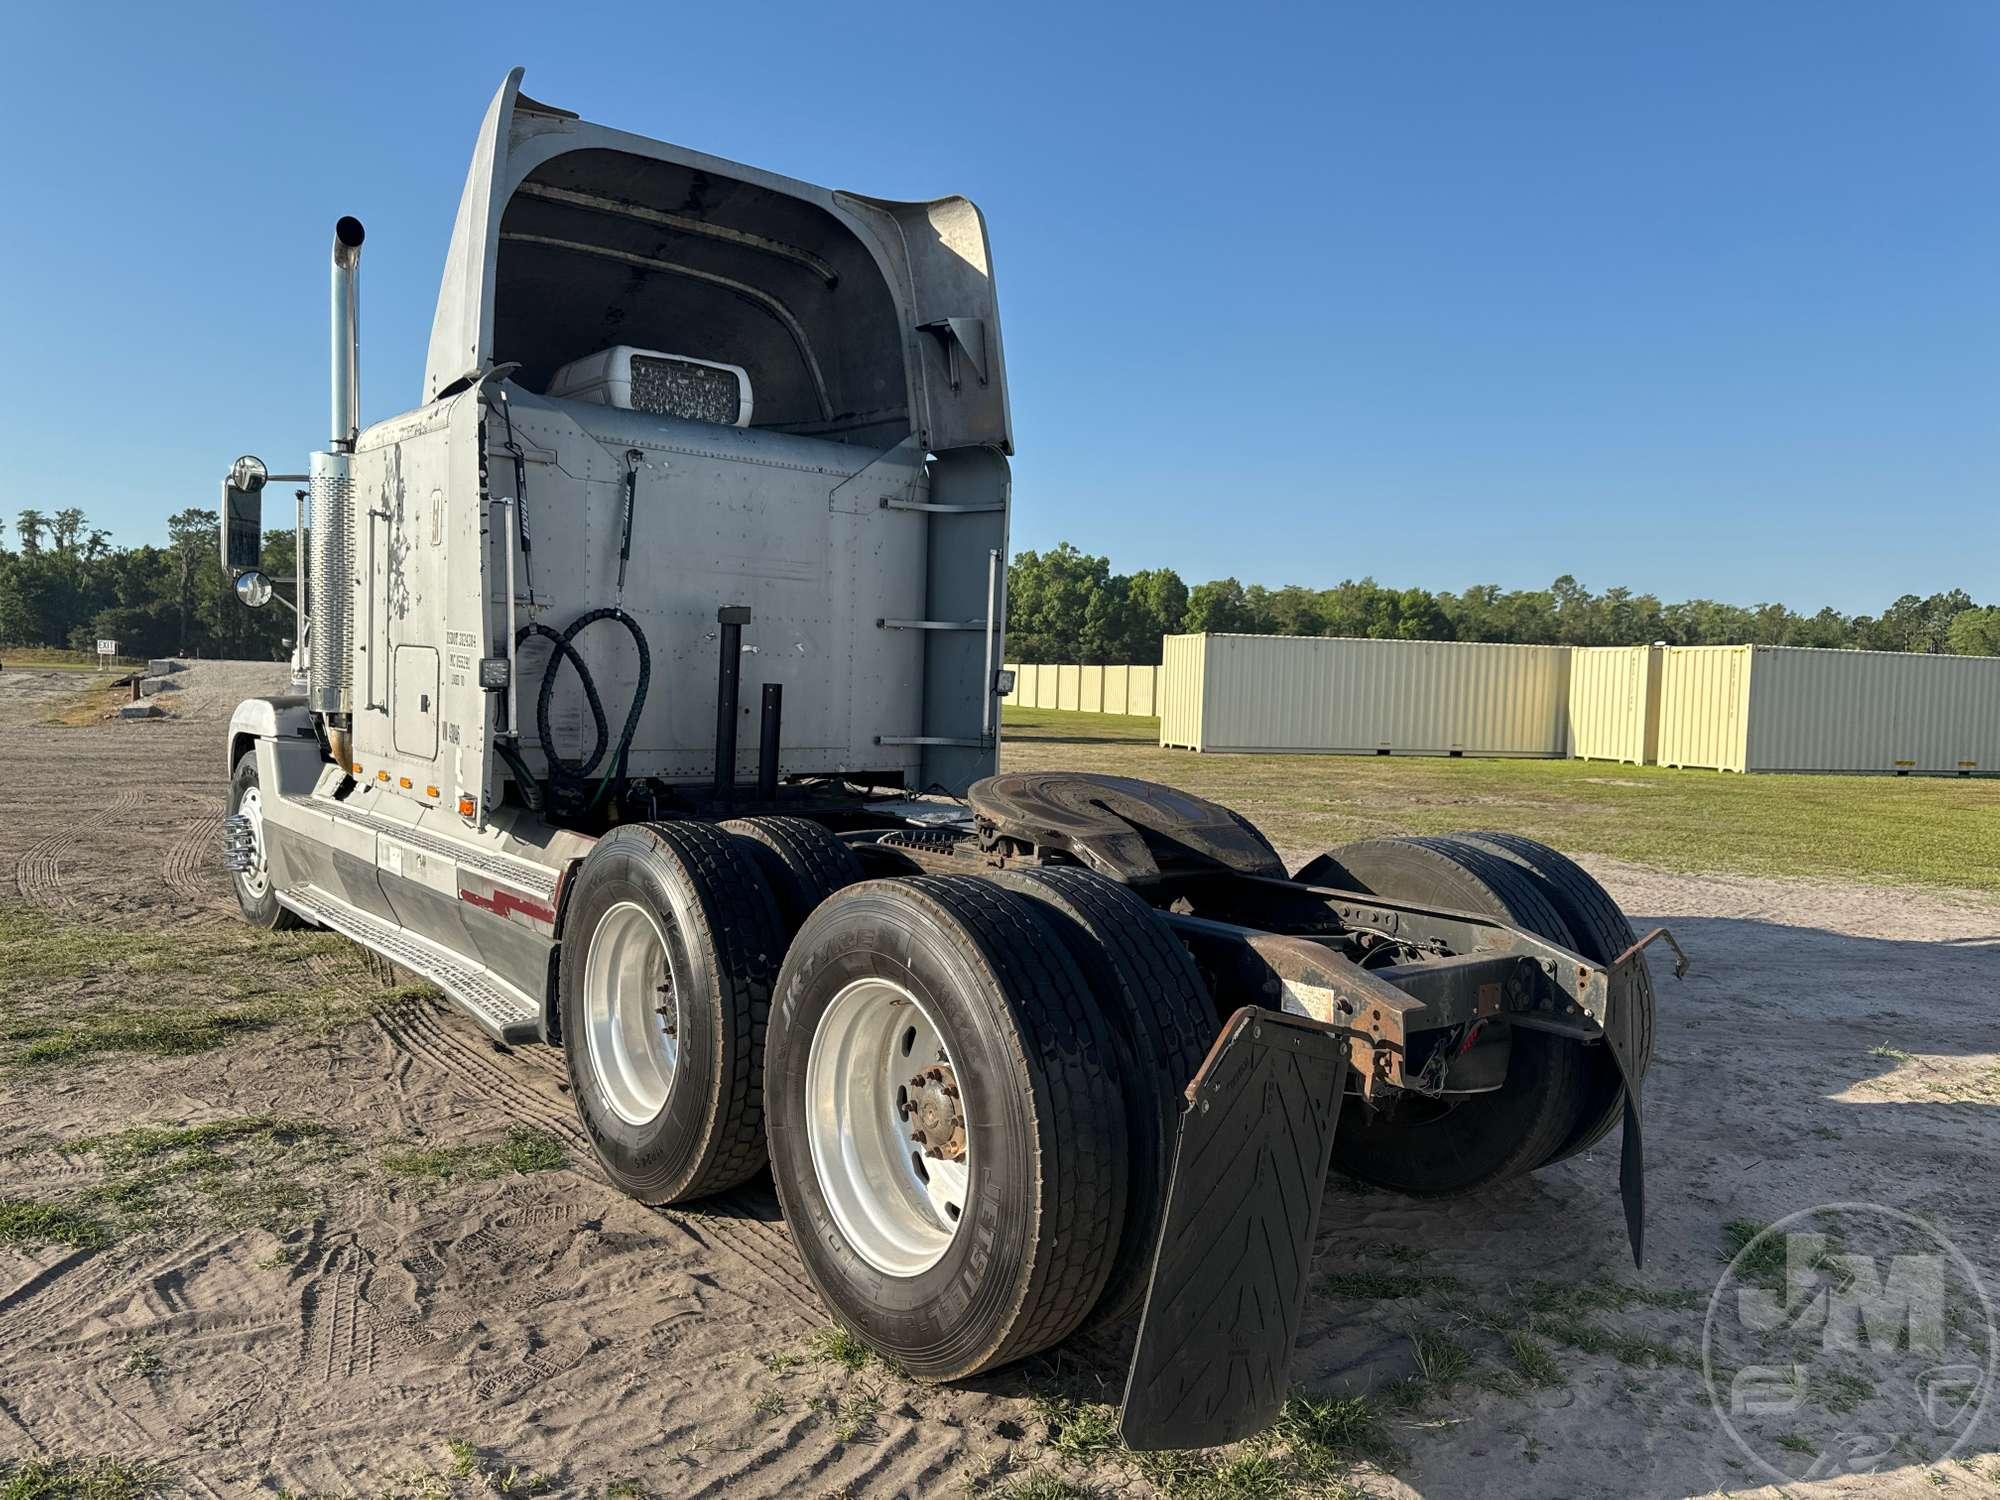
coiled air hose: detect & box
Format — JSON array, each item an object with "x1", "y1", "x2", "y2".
[{"x1": 495, "y1": 607, "x2": 651, "y2": 820}]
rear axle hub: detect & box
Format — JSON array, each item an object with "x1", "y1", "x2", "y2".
[{"x1": 901, "y1": 1064, "x2": 966, "y2": 1161}]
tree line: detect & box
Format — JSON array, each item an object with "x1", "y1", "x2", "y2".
[
  {"x1": 1006, "y1": 542, "x2": 2000, "y2": 665},
  {"x1": 0, "y1": 508, "x2": 294, "y2": 661},
  {"x1": 6, "y1": 514, "x2": 1994, "y2": 669}
]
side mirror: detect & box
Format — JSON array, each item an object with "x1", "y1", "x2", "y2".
[
  {"x1": 220, "y1": 454, "x2": 267, "y2": 576},
  {"x1": 235, "y1": 571, "x2": 275, "y2": 609}
]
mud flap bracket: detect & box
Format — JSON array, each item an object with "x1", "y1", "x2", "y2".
[{"x1": 1117, "y1": 1006, "x2": 1351, "y2": 1452}]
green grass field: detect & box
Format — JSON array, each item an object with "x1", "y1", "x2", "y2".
[
  {"x1": 1001, "y1": 706, "x2": 1999, "y2": 893},
  {"x1": 0, "y1": 646, "x2": 145, "y2": 672}
]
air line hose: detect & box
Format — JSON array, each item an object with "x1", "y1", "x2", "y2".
[{"x1": 495, "y1": 606, "x2": 651, "y2": 820}]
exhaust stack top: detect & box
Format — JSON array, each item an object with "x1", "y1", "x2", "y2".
[
  {"x1": 330, "y1": 216, "x2": 365, "y2": 450},
  {"x1": 311, "y1": 216, "x2": 365, "y2": 722}
]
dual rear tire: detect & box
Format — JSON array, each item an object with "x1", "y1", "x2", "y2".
[
  {"x1": 990, "y1": 866, "x2": 1213, "y2": 1328},
  {"x1": 1295, "y1": 833, "x2": 1647, "y2": 1195},
  {"x1": 560, "y1": 815, "x2": 1639, "y2": 1376},
  {"x1": 558, "y1": 821, "x2": 786, "y2": 1203},
  {"x1": 558, "y1": 815, "x2": 870, "y2": 1203},
  {"x1": 559, "y1": 824, "x2": 1203, "y2": 1378},
  {"x1": 766, "y1": 875, "x2": 1133, "y2": 1376}
]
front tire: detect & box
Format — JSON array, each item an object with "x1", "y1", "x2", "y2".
[
  {"x1": 228, "y1": 753, "x2": 302, "y2": 930},
  {"x1": 559, "y1": 821, "x2": 786, "y2": 1204},
  {"x1": 765, "y1": 875, "x2": 1129, "y2": 1379}
]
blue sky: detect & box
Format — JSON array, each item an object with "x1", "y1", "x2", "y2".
[{"x1": 1, "y1": 2, "x2": 1992, "y2": 613}]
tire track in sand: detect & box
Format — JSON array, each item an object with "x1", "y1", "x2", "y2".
[
  {"x1": 688, "y1": 1187, "x2": 819, "y2": 1323},
  {"x1": 163, "y1": 811, "x2": 226, "y2": 904},
  {"x1": 0, "y1": 1230, "x2": 224, "y2": 1351},
  {"x1": 375, "y1": 998, "x2": 824, "y2": 1324},
  {"x1": 297, "y1": 1242, "x2": 376, "y2": 1381},
  {"x1": 162, "y1": 812, "x2": 225, "y2": 904},
  {"x1": 12, "y1": 789, "x2": 144, "y2": 912},
  {"x1": 373, "y1": 1000, "x2": 585, "y2": 1148}
]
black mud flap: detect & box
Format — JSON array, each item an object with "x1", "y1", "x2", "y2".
[
  {"x1": 1116, "y1": 1007, "x2": 1350, "y2": 1452},
  {"x1": 1620, "y1": 1094, "x2": 1644, "y2": 1268},
  {"x1": 1603, "y1": 926, "x2": 1683, "y2": 1269}
]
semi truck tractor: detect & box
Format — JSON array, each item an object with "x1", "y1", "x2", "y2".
[{"x1": 217, "y1": 69, "x2": 1676, "y2": 1450}]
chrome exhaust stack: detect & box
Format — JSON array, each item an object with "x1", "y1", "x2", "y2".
[
  {"x1": 310, "y1": 217, "x2": 365, "y2": 725},
  {"x1": 330, "y1": 216, "x2": 365, "y2": 451}
]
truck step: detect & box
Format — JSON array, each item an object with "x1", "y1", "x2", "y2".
[{"x1": 277, "y1": 885, "x2": 544, "y2": 1043}]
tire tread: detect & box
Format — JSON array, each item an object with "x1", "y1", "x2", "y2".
[
  {"x1": 994, "y1": 866, "x2": 1214, "y2": 1326},
  {"x1": 719, "y1": 816, "x2": 865, "y2": 935},
  {"x1": 649, "y1": 820, "x2": 784, "y2": 1199},
  {"x1": 896, "y1": 874, "x2": 1129, "y2": 1368}
]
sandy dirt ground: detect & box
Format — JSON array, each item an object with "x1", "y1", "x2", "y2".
[{"x1": 2, "y1": 663, "x2": 1996, "y2": 1499}]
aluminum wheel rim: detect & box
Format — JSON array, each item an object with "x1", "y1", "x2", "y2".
[
  {"x1": 236, "y1": 784, "x2": 271, "y2": 900},
  {"x1": 806, "y1": 978, "x2": 970, "y2": 1278},
  {"x1": 583, "y1": 901, "x2": 681, "y2": 1126}
]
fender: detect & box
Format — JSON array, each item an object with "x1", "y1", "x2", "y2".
[{"x1": 226, "y1": 695, "x2": 314, "y2": 776}]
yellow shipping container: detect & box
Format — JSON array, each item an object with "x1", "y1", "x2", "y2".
[
  {"x1": 1659, "y1": 645, "x2": 2000, "y2": 774},
  {"x1": 1102, "y1": 665, "x2": 1131, "y2": 714},
  {"x1": 1158, "y1": 634, "x2": 1570, "y2": 756},
  {"x1": 1080, "y1": 666, "x2": 1105, "y2": 713},
  {"x1": 1002, "y1": 662, "x2": 1158, "y2": 716},
  {"x1": 1128, "y1": 664, "x2": 1158, "y2": 717},
  {"x1": 1160, "y1": 635, "x2": 1207, "y2": 747},
  {"x1": 1055, "y1": 664, "x2": 1082, "y2": 712},
  {"x1": 1569, "y1": 645, "x2": 1663, "y2": 765}
]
